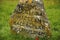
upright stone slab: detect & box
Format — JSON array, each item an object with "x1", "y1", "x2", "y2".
[{"x1": 9, "y1": 0, "x2": 51, "y2": 38}]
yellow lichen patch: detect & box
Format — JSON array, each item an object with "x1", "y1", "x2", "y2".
[
  {"x1": 19, "y1": 0, "x2": 27, "y2": 4},
  {"x1": 28, "y1": 0, "x2": 32, "y2": 4},
  {"x1": 19, "y1": 0, "x2": 32, "y2": 4}
]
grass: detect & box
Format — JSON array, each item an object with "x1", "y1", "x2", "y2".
[{"x1": 0, "y1": 0, "x2": 60, "y2": 40}]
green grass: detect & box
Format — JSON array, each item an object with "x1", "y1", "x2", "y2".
[{"x1": 0, "y1": 0, "x2": 60, "y2": 40}]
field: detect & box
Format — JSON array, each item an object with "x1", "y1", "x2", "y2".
[{"x1": 0, "y1": 0, "x2": 60, "y2": 40}]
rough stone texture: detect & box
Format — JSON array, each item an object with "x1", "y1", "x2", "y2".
[{"x1": 9, "y1": 0, "x2": 51, "y2": 38}]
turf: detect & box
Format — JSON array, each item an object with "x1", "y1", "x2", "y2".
[{"x1": 0, "y1": 0, "x2": 60, "y2": 40}]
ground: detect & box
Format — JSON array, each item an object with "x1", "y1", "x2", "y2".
[{"x1": 0, "y1": 0, "x2": 60, "y2": 40}]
